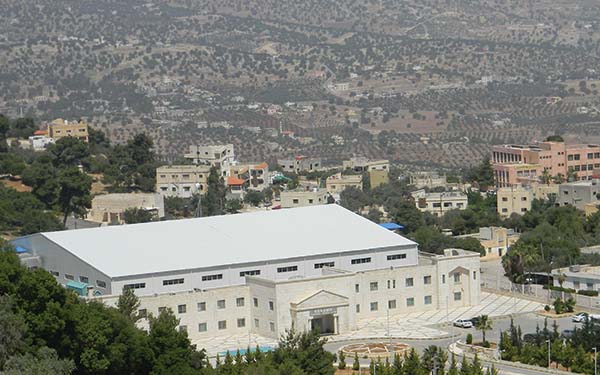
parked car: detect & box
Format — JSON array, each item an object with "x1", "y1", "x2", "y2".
[
  {"x1": 572, "y1": 312, "x2": 589, "y2": 323},
  {"x1": 562, "y1": 329, "x2": 575, "y2": 338},
  {"x1": 454, "y1": 319, "x2": 473, "y2": 328},
  {"x1": 470, "y1": 316, "x2": 481, "y2": 326}
]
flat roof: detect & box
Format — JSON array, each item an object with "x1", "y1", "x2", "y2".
[{"x1": 33, "y1": 204, "x2": 416, "y2": 278}]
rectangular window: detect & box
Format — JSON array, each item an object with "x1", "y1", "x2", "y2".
[
  {"x1": 269, "y1": 301, "x2": 274, "y2": 311},
  {"x1": 237, "y1": 318, "x2": 246, "y2": 328},
  {"x1": 217, "y1": 300, "x2": 226, "y2": 309},
  {"x1": 96, "y1": 280, "x2": 107, "y2": 288},
  {"x1": 197, "y1": 302, "x2": 206, "y2": 311},
  {"x1": 138, "y1": 309, "x2": 147, "y2": 318},
  {"x1": 454, "y1": 292, "x2": 462, "y2": 301},
  {"x1": 292, "y1": 199, "x2": 299, "y2": 204},
  {"x1": 568, "y1": 154, "x2": 574, "y2": 161},
  {"x1": 473, "y1": 271, "x2": 477, "y2": 280},
  {"x1": 388, "y1": 300, "x2": 397, "y2": 309},
  {"x1": 50, "y1": 271, "x2": 59, "y2": 277},
  {"x1": 370, "y1": 302, "x2": 378, "y2": 311},
  {"x1": 177, "y1": 304, "x2": 187, "y2": 314},
  {"x1": 424, "y1": 276, "x2": 432, "y2": 285},
  {"x1": 270, "y1": 322, "x2": 275, "y2": 332},
  {"x1": 387, "y1": 253, "x2": 407, "y2": 261},
  {"x1": 588, "y1": 153, "x2": 594, "y2": 159},
  {"x1": 236, "y1": 297, "x2": 245, "y2": 307},
  {"x1": 277, "y1": 265, "x2": 298, "y2": 273},
  {"x1": 179, "y1": 325, "x2": 187, "y2": 333},
  {"x1": 240, "y1": 270, "x2": 261, "y2": 277},
  {"x1": 218, "y1": 320, "x2": 227, "y2": 330},
  {"x1": 253, "y1": 297, "x2": 259, "y2": 307},
  {"x1": 424, "y1": 295, "x2": 432, "y2": 305},
  {"x1": 442, "y1": 275, "x2": 446, "y2": 284},
  {"x1": 202, "y1": 274, "x2": 223, "y2": 281},
  {"x1": 356, "y1": 304, "x2": 360, "y2": 313},
  {"x1": 405, "y1": 277, "x2": 414, "y2": 287},
  {"x1": 254, "y1": 319, "x2": 260, "y2": 328},
  {"x1": 198, "y1": 323, "x2": 207, "y2": 332},
  {"x1": 314, "y1": 262, "x2": 335, "y2": 269},
  {"x1": 453, "y1": 273, "x2": 461, "y2": 283},
  {"x1": 163, "y1": 278, "x2": 184, "y2": 286},
  {"x1": 124, "y1": 283, "x2": 146, "y2": 290},
  {"x1": 355, "y1": 284, "x2": 360, "y2": 293},
  {"x1": 351, "y1": 257, "x2": 371, "y2": 265},
  {"x1": 65, "y1": 274, "x2": 74, "y2": 280},
  {"x1": 370, "y1": 282, "x2": 378, "y2": 291},
  {"x1": 158, "y1": 307, "x2": 166, "y2": 313},
  {"x1": 406, "y1": 297, "x2": 415, "y2": 307},
  {"x1": 79, "y1": 276, "x2": 89, "y2": 284}
]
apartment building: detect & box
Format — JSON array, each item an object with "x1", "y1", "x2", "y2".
[
  {"x1": 557, "y1": 179, "x2": 600, "y2": 210},
  {"x1": 156, "y1": 165, "x2": 211, "y2": 198},
  {"x1": 492, "y1": 141, "x2": 600, "y2": 187},
  {"x1": 369, "y1": 169, "x2": 389, "y2": 189},
  {"x1": 343, "y1": 157, "x2": 389, "y2": 172},
  {"x1": 410, "y1": 190, "x2": 468, "y2": 217},
  {"x1": 87, "y1": 193, "x2": 165, "y2": 224},
  {"x1": 409, "y1": 171, "x2": 447, "y2": 189},
  {"x1": 229, "y1": 162, "x2": 269, "y2": 191},
  {"x1": 47, "y1": 118, "x2": 89, "y2": 143},
  {"x1": 326, "y1": 173, "x2": 363, "y2": 194},
  {"x1": 280, "y1": 188, "x2": 330, "y2": 208},
  {"x1": 477, "y1": 227, "x2": 519, "y2": 261},
  {"x1": 278, "y1": 156, "x2": 322, "y2": 174},
  {"x1": 496, "y1": 186, "x2": 531, "y2": 217},
  {"x1": 184, "y1": 144, "x2": 235, "y2": 175}
]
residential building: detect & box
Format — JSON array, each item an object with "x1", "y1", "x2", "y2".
[
  {"x1": 278, "y1": 156, "x2": 321, "y2": 173},
  {"x1": 410, "y1": 190, "x2": 468, "y2": 217},
  {"x1": 47, "y1": 118, "x2": 89, "y2": 143},
  {"x1": 28, "y1": 135, "x2": 54, "y2": 151},
  {"x1": 87, "y1": 193, "x2": 165, "y2": 224},
  {"x1": 226, "y1": 176, "x2": 247, "y2": 200},
  {"x1": 280, "y1": 188, "x2": 329, "y2": 208},
  {"x1": 369, "y1": 169, "x2": 389, "y2": 189},
  {"x1": 326, "y1": 173, "x2": 362, "y2": 194},
  {"x1": 343, "y1": 157, "x2": 389, "y2": 172},
  {"x1": 557, "y1": 179, "x2": 600, "y2": 210},
  {"x1": 492, "y1": 141, "x2": 600, "y2": 187},
  {"x1": 496, "y1": 186, "x2": 532, "y2": 218},
  {"x1": 12, "y1": 205, "x2": 480, "y2": 343},
  {"x1": 229, "y1": 162, "x2": 269, "y2": 191},
  {"x1": 477, "y1": 227, "x2": 519, "y2": 261},
  {"x1": 156, "y1": 165, "x2": 211, "y2": 198},
  {"x1": 552, "y1": 265, "x2": 600, "y2": 293},
  {"x1": 409, "y1": 171, "x2": 447, "y2": 189},
  {"x1": 184, "y1": 144, "x2": 235, "y2": 175}
]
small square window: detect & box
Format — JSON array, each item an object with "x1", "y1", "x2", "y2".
[
  {"x1": 217, "y1": 300, "x2": 226, "y2": 309},
  {"x1": 253, "y1": 297, "x2": 259, "y2": 307},
  {"x1": 406, "y1": 297, "x2": 415, "y2": 307},
  {"x1": 218, "y1": 320, "x2": 227, "y2": 330},
  {"x1": 197, "y1": 302, "x2": 206, "y2": 312},
  {"x1": 405, "y1": 277, "x2": 414, "y2": 287},
  {"x1": 388, "y1": 300, "x2": 397, "y2": 309},
  {"x1": 237, "y1": 318, "x2": 246, "y2": 328},
  {"x1": 177, "y1": 304, "x2": 187, "y2": 314},
  {"x1": 198, "y1": 323, "x2": 207, "y2": 332},
  {"x1": 424, "y1": 296, "x2": 432, "y2": 305},
  {"x1": 370, "y1": 282, "x2": 378, "y2": 291},
  {"x1": 138, "y1": 309, "x2": 147, "y2": 318},
  {"x1": 179, "y1": 325, "x2": 187, "y2": 333},
  {"x1": 236, "y1": 297, "x2": 245, "y2": 307},
  {"x1": 424, "y1": 276, "x2": 432, "y2": 285},
  {"x1": 454, "y1": 292, "x2": 462, "y2": 301},
  {"x1": 453, "y1": 273, "x2": 461, "y2": 283},
  {"x1": 370, "y1": 302, "x2": 378, "y2": 311},
  {"x1": 79, "y1": 276, "x2": 89, "y2": 283}
]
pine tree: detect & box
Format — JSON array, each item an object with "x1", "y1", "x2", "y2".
[
  {"x1": 338, "y1": 350, "x2": 346, "y2": 369},
  {"x1": 448, "y1": 353, "x2": 459, "y2": 375},
  {"x1": 392, "y1": 353, "x2": 403, "y2": 375},
  {"x1": 459, "y1": 356, "x2": 470, "y2": 375},
  {"x1": 471, "y1": 354, "x2": 484, "y2": 375},
  {"x1": 353, "y1": 352, "x2": 360, "y2": 371}
]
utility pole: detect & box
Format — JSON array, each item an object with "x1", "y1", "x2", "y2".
[
  {"x1": 546, "y1": 339, "x2": 551, "y2": 368},
  {"x1": 594, "y1": 347, "x2": 597, "y2": 375}
]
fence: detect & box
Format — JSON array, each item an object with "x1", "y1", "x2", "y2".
[{"x1": 481, "y1": 279, "x2": 600, "y2": 313}]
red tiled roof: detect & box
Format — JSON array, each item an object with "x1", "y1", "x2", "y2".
[{"x1": 227, "y1": 176, "x2": 246, "y2": 186}]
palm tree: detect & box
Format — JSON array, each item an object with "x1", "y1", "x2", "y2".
[
  {"x1": 475, "y1": 315, "x2": 493, "y2": 345},
  {"x1": 553, "y1": 173, "x2": 565, "y2": 184},
  {"x1": 541, "y1": 169, "x2": 552, "y2": 185}
]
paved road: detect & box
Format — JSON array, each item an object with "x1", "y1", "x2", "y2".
[{"x1": 324, "y1": 312, "x2": 579, "y2": 375}]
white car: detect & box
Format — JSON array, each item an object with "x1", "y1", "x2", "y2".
[
  {"x1": 453, "y1": 319, "x2": 473, "y2": 328},
  {"x1": 572, "y1": 313, "x2": 589, "y2": 323}
]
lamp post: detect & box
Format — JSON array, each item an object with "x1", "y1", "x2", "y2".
[
  {"x1": 594, "y1": 347, "x2": 597, "y2": 375},
  {"x1": 546, "y1": 339, "x2": 551, "y2": 368}
]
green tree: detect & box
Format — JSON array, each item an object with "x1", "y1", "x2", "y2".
[
  {"x1": 117, "y1": 287, "x2": 141, "y2": 323},
  {"x1": 123, "y1": 208, "x2": 155, "y2": 224},
  {"x1": 57, "y1": 167, "x2": 92, "y2": 224},
  {"x1": 0, "y1": 295, "x2": 27, "y2": 368},
  {"x1": 338, "y1": 350, "x2": 346, "y2": 369},
  {"x1": 475, "y1": 315, "x2": 493, "y2": 346},
  {"x1": 22, "y1": 157, "x2": 59, "y2": 207},
  {"x1": 48, "y1": 137, "x2": 90, "y2": 168},
  {"x1": 352, "y1": 352, "x2": 360, "y2": 371},
  {"x1": 225, "y1": 199, "x2": 243, "y2": 214},
  {"x1": 448, "y1": 353, "x2": 459, "y2": 375},
  {"x1": 202, "y1": 167, "x2": 226, "y2": 216},
  {"x1": 4, "y1": 347, "x2": 75, "y2": 375},
  {"x1": 273, "y1": 329, "x2": 335, "y2": 375},
  {"x1": 244, "y1": 190, "x2": 265, "y2": 207}
]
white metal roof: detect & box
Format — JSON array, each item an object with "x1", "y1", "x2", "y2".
[{"x1": 39, "y1": 204, "x2": 416, "y2": 278}]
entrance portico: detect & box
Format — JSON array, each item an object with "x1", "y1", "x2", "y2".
[{"x1": 290, "y1": 290, "x2": 350, "y2": 335}]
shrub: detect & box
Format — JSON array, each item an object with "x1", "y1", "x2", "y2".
[
  {"x1": 466, "y1": 333, "x2": 473, "y2": 344},
  {"x1": 483, "y1": 341, "x2": 491, "y2": 348},
  {"x1": 338, "y1": 351, "x2": 346, "y2": 369},
  {"x1": 577, "y1": 290, "x2": 599, "y2": 297},
  {"x1": 544, "y1": 305, "x2": 551, "y2": 311}
]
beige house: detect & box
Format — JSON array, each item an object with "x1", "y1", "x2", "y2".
[
  {"x1": 156, "y1": 165, "x2": 211, "y2": 198},
  {"x1": 278, "y1": 156, "x2": 322, "y2": 173},
  {"x1": 477, "y1": 227, "x2": 519, "y2": 261},
  {"x1": 496, "y1": 186, "x2": 532, "y2": 218},
  {"x1": 47, "y1": 118, "x2": 89, "y2": 143},
  {"x1": 87, "y1": 193, "x2": 165, "y2": 224},
  {"x1": 343, "y1": 157, "x2": 389, "y2": 172},
  {"x1": 326, "y1": 173, "x2": 362, "y2": 194},
  {"x1": 280, "y1": 189, "x2": 329, "y2": 208},
  {"x1": 369, "y1": 169, "x2": 389, "y2": 188},
  {"x1": 411, "y1": 190, "x2": 468, "y2": 217},
  {"x1": 184, "y1": 144, "x2": 235, "y2": 176}
]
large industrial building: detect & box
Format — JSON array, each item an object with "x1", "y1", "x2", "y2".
[{"x1": 12, "y1": 205, "x2": 480, "y2": 342}]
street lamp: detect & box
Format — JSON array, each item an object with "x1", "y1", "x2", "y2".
[
  {"x1": 594, "y1": 347, "x2": 597, "y2": 375},
  {"x1": 545, "y1": 339, "x2": 551, "y2": 368}
]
